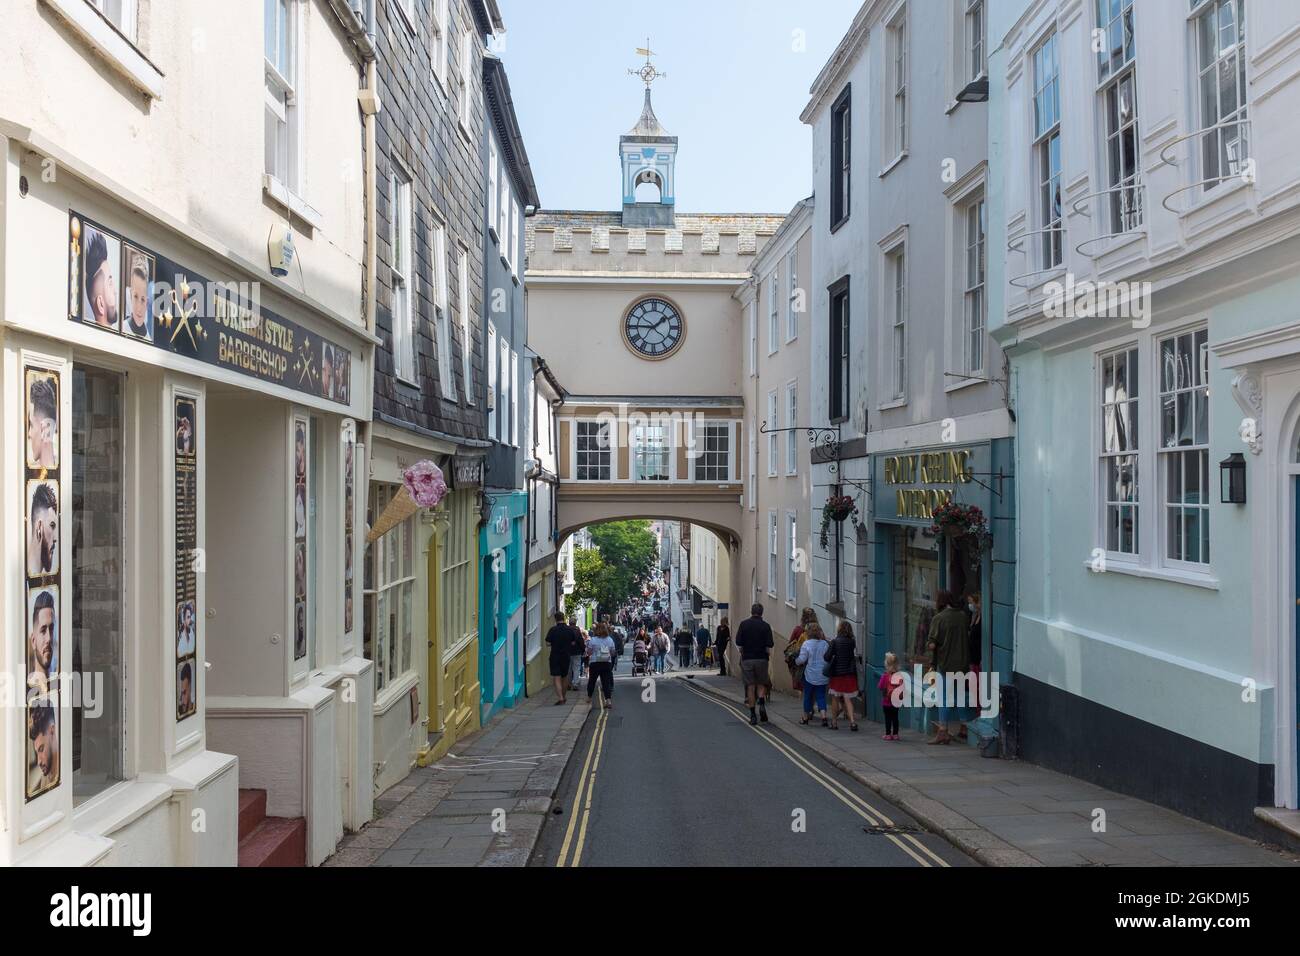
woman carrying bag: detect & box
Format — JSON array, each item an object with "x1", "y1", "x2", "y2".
[{"x1": 824, "y1": 620, "x2": 861, "y2": 731}]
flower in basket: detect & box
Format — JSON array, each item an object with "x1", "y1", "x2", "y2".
[{"x1": 403, "y1": 459, "x2": 448, "y2": 508}]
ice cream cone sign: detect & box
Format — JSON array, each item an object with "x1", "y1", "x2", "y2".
[{"x1": 366, "y1": 460, "x2": 448, "y2": 542}]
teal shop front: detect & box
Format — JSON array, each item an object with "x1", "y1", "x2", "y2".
[
  {"x1": 863, "y1": 440, "x2": 1016, "y2": 742},
  {"x1": 479, "y1": 492, "x2": 527, "y2": 722}
]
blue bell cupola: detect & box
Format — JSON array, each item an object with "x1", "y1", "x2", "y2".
[{"x1": 620, "y1": 88, "x2": 677, "y2": 228}]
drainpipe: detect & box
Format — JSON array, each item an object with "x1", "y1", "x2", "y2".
[{"x1": 358, "y1": 4, "x2": 379, "y2": 558}]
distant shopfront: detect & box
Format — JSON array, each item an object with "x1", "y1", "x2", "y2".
[
  {"x1": 865, "y1": 440, "x2": 1016, "y2": 733},
  {"x1": 479, "y1": 491, "x2": 527, "y2": 722}
]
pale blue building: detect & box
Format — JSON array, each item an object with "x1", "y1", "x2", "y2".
[{"x1": 989, "y1": 0, "x2": 1300, "y2": 839}]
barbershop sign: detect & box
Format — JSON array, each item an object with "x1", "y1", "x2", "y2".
[
  {"x1": 873, "y1": 446, "x2": 985, "y2": 525},
  {"x1": 67, "y1": 211, "x2": 352, "y2": 406}
]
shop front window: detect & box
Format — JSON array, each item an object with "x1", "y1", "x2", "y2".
[
  {"x1": 364, "y1": 483, "x2": 416, "y2": 694},
  {"x1": 71, "y1": 366, "x2": 126, "y2": 804},
  {"x1": 893, "y1": 525, "x2": 939, "y2": 667}
]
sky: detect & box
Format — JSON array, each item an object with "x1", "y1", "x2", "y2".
[{"x1": 495, "y1": 0, "x2": 862, "y2": 215}]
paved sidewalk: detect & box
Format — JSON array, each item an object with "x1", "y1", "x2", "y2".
[
  {"x1": 324, "y1": 687, "x2": 587, "y2": 867},
  {"x1": 692, "y1": 674, "x2": 1300, "y2": 867}
]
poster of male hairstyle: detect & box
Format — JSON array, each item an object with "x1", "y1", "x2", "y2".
[
  {"x1": 176, "y1": 659, "x2": 196, "y2": 720},
  {"x1": 122, "y1": 243, "x2": 155, "y2": 341},
  {"x1": 23, "y1": 364, "x2": 62, "y2": 801},
  {"x1": 174, "y1": 396, "x2": 199, "y2": 722},
  {"x1": 27, "y1": 479, "x2": 59, "y2": 578},
  {"x1": 80, "y1": 220, "x2": 122, "y2": 332},
  {"x1": 25, "y1": 369, "x2": 59, "y2": 471},
  {"x1": 294, "y1": 418, "x2": 309, "y2": 661},
  {"x1": 26, "y1": 586, "x2": 59, "y2": 699},
  {"x1": 26, "y1": 698, "x2": 60, "y2": 801}
]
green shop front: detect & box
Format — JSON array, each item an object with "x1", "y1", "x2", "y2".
[{"x1": 863, "y1": 440, "x2": 1016, "y2": 740}]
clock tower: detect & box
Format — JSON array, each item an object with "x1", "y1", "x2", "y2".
[{"x1": 621, "y1": 45, "x2": 677, "y2": 228}]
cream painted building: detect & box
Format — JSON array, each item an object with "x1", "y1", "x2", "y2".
[
  {"x1": 525, "y1": 82, "x2": 782, "y2": 593},
  {"x1": 0, "y1": 0, "x2": 375, "y2": 866},
  {"x1": 731, "y1": 198, "x2": 813, "y2": 690}
]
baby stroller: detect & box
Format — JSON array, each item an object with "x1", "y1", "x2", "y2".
[{"x1": 631, "y1": 640, "x2": 650, "y2": 676}]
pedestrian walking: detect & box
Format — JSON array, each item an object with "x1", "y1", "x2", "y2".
[
  {"x1": 695, "y1": 621, "x2": 711, "y2": 669},
  {"x1": 546, "y1": 611, "x2": 576, "y2": 704},
  {"x1": 784, "y1": 607, "x2": 817, "y2": 692},
  {"x1": 878, "y1": 651, "x2": 903, "y2": 740},
  {"x1": 714, "y1": 617, "x2": 731, "y2": 676},
  {"x1": 674, "y1": 627, "x2": 693, "y2": 669},
  {"x1": 795, "y1": 622, "x2": 830, "y2": 725},
  {"x1": 927, "y1": 591, "x2": 969, "y2": 745},
  {"x1": 825, "y1": 620, "x2": 860, "y2": 731},
  {"x1": 585, "y1": 622, "x2": 616, "y2": 707},
  {"x1": 567, "y1": 616, "x2": 583, "y2": 690},
  {"x1": 962, "y1": 592, "x2": 984, "y2": 731},
  {"x1": 735, "y1": 603, "x2": 774, "y2": 725},
  {"x1": 652, "y1": 626, "x2": 670, "y2": 674},
  {"x1": 611, "y1": 627, "x2": 625, "y2": 673}
]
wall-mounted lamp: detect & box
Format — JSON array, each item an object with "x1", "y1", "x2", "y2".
[{"x1": 1219, "y1": 452, "x2": 1246, "y2": 504}]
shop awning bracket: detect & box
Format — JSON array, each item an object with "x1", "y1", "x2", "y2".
[{"x1": 759, "y1": 421, "x2": 842, "y2": 474}]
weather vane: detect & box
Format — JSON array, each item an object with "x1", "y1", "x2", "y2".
[{"x1": 629, "y1": 39, "x2": 665, "y2": 89}]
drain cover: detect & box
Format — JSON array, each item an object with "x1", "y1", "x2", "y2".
[{"x1": 863, "y1": 824, "x2": 923, "y2": 836}]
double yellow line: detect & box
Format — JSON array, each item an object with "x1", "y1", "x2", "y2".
[
  {"x1": 680, "y1": 683, "x2": 950, "y2": 868},
  {"x1": 555, "y1": 704, "x2": 610, "y2": 867}
]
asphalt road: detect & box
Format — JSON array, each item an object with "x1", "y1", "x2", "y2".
[{"x1": 531, "y1": 672, "x2": 976, "y2": 867}]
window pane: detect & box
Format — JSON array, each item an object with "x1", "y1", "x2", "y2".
[{"x1": 72, "y1": 367, "x2": 126, "y2": 804}]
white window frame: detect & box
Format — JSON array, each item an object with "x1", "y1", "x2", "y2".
[
  {"x1": 1190, "y1": 0, "x2": 1248, "y2": 194},
  {"x1": 785, "y1": 381, "x2": 798, "y2": 475},
  {"x1": 91, "y1": 0, "x2": 139, "y2": 42},
  {"x1": 747, "y1": 429, "x2": 757, "y2": 511},
  {"x1": 767, "y1": 273, "x2": 780, "y2": 355},
  {"x1": 887, "y1": 243, "x2": 907, "y2": 402},
  {"x1": 487, "y1": 322, "x2": 498, "y2": 436},
  {"x1": 887, "y1": 7, "x2": 909, "y2": 163},
  {"x1": 430, "y1": 0, "x2": 450, "y2": 88},
  {"x1": 786, "y1": 510, "x2": 798, "y2": 605},
  {"x1": 575, "y1": 420, "x2": 612, "y2": 481},
  {"x1": 498, "y1": 336, "x2": 510, "y2": 444},
  {"x1": 511, "y1": 203, "x2": 522, "y2": 279},
  {"x1": 786, "y1": 249, "x2": 799, "y2": 342},
  {"x1": 1098, "y1": 0, "x2": 1141, "y2": 236},
  {"x1": 498, "y1": 181, "x2": 511, "y2": 258},
  {"x1": 1099, "y1": 344, "x2": 1141, "y2": 559},
  {"x1": 692, "y1": 421, "x2": 732, "y2": 483},
  {"x1": 1157, "y1": 325, "x2": 1210, "y2": 569},
  {"x1": 1032, "y1": 31, "x2": 1063, "y2": 271},
  {"x1": 963, "y1": 195, "x2": 986, "y2": 375},
  {"x1": 458, "y1": 248, "x2": 474, "y2": 405},
  {"x1": 766, "y1": 390, "x2": 778, "y2": 476},
  {"x1": 965, "y1": 0, "x2": 986, "y2": 83},
  {"x1": 767, "y1": 510, "x2": 779, "y2": 597},
  {"x1": 264, "y1": 0, "x2": 300, "y2": 194},
  {"x1": 632, "y1": 423, "x2": 671, "y2": 482},
  {"x1": 432, "y1": 218, "x2": 455, "y2": 400},
  {"x1": 389, "y1": 166, "x2": 417, "y2": 385},
  {"x1": 510, "y1": 349, "x2": 519, "y2": 447},
  {"x1": 488, "y1": 138, "x2": 500, "y2": 241},
  {"x1": 365, "y1": 482, "x2": 418, "y2": 695},
  {"x1": 747, "y1": 300, "x2": 757, "y2": 376}
]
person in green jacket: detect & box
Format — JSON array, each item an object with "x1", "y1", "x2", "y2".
[{"x1": 927, "y1": 591, "x2": 970, "y2": 745}]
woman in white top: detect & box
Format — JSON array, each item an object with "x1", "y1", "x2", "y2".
[
  {"x1": 585, "y1": 623, "x2": 617, "y2": 707},
  {"x1": 795, "y1": 622, "x2": 831, "y2": 726}
]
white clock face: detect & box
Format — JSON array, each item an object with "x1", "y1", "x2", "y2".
[{"x1": 624, "y1": 298, "x2": 684, "y2": 359}]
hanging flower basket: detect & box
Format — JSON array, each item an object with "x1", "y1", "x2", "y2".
[
  {"x1": 929, "y1": 501, "x2": 992, "y2": 555},
  {"x1": 819, "y1": 494, "x2": 858, "y2": 549}
]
